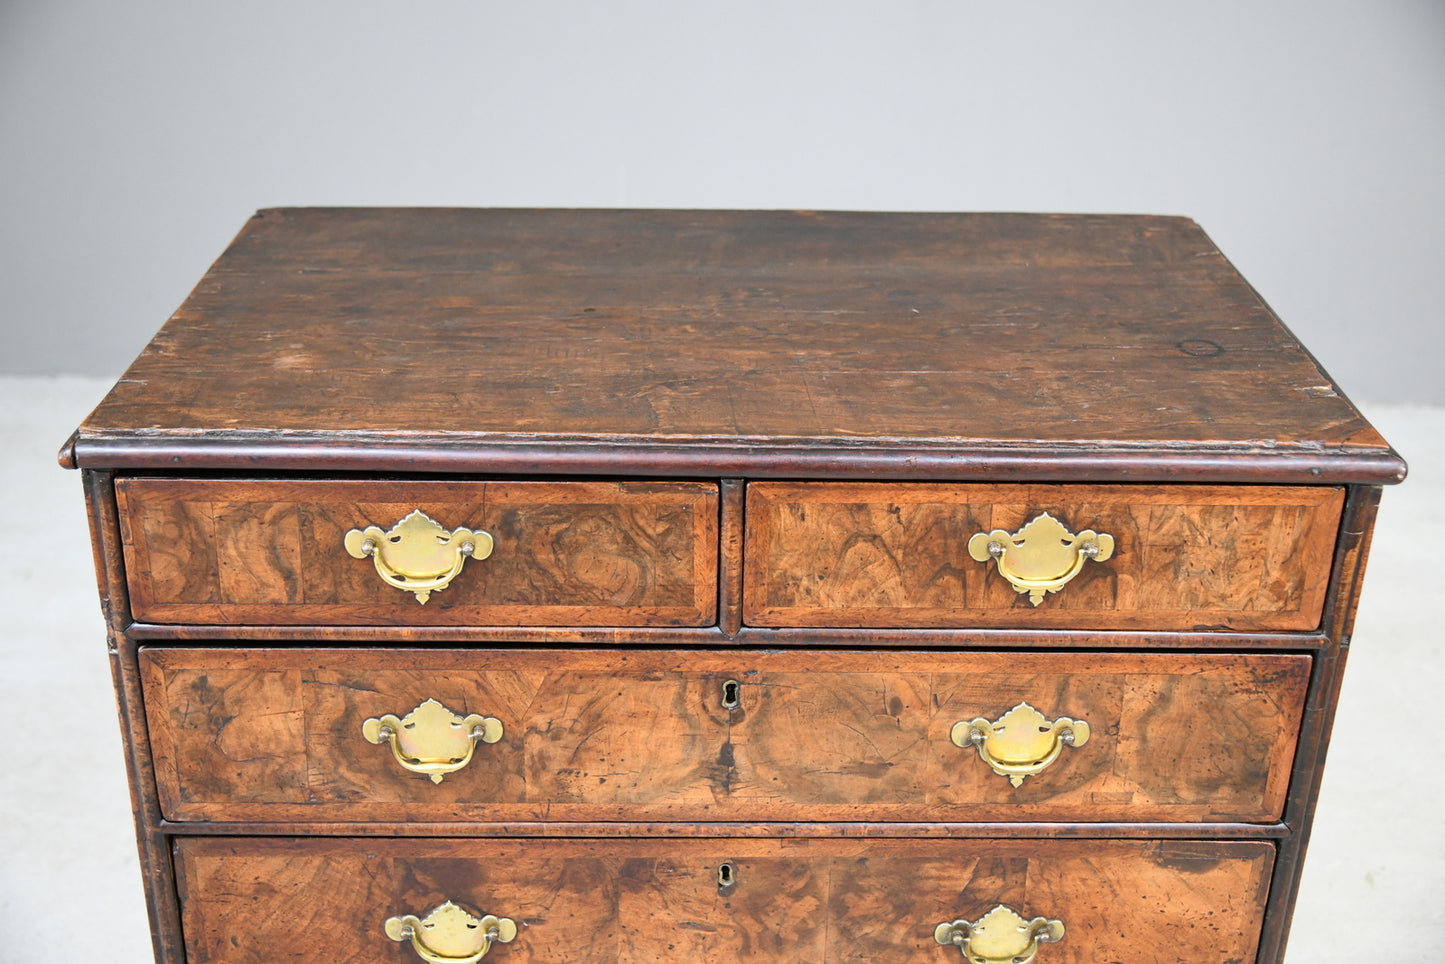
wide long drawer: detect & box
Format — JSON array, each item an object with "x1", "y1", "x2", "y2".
[
  {"x1": 745, "y1": 482, "x2": 1344, "y2": 631},
  {"x1": 115, "y1": 478, "x2": 718, "y2": 626},
  {"x1": 173, "y1": 836, "x2": 1274, "y2": 963},
  {"x1": 142, "y1": 647, "x2": 1310, "y2": 824}
]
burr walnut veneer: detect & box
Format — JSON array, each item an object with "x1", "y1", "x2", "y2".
[{"x1": 64, "y1": 209, "x2": 1404, "y2": 964}]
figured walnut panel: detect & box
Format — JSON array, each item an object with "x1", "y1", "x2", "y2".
[
  {"x1": 173, "y1": 836, "x2": 1273, "y2": 964},
  {"x1": 745, "y1": 482, "x2": 1343, "y2": 631},
  {"x1": 734, "y1": 650, "x2": 1309, "y2": 823},
  {"x1": 142, "y1": 648, "x2": 1308, "y2": 825},
  {"x1": 116, "y1": 478, "x2": 718, "y2": 626}
]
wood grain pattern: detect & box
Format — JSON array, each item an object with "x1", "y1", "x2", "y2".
[
  {"x1": 142, "y1": 648, "x2": 1309, "y2": 825},
  {"x1": 746, "y1": 482, "x2": 1344, "y2": 631},
  {"x1": 124, "y1": 621, "x2": 1337, "y2": 650},
  {"x1": 718, "y1": 479, "x2": 744, "y2": 638},
  {"x1": 69, "y1": 209, "x2": 1404, "y2": 484},
  {"x1": 172, "y1": 836, "x2": 1274, "y2": 964},
  {"x1": 155, "y1": 818, "x2": 1286, "y2": 841},
  {"x1": 83, "y1": 471, "x2": 187, "y2": 964},
  {"x1": 1260, "y1": 484, "x2": 1385, "y2": 964},
  {"x1": 116, "y1": 478, "x2": 717, "y2": 626},
  {"x1": 65, "y1": 211, "x2": 1403, "y2": 964}
]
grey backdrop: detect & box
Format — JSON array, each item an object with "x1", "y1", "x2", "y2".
[{"x1": 3, "y1": 1, "x2": 1442, "y2": 405}]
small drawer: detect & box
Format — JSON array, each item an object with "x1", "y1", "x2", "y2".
[
  {"x1": 174, "y1": 836, "x2": 1275, "y2": 963},
  {"x1": 744, "y1": 482, "x2": 1343, "y2": 631},
  {"x1": 142, "y1": 647, "x2": 1309, "y2": 825},
  {"x1": 115, "y1": 478, "x2": 718, "y2": 626}
]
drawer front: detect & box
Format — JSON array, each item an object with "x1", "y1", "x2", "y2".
[
  {"x1": 143, "y1": 647, "x2": 1309, "y2": 824},
  {"x1": 116, "y1": 478, "x2": 718, "y2": 626},
  {"x1": 174, "y1": 836, "x2": 1274, "y2": 963},
  {"x1": 745, "y1": 482, "x2": 1343, "y2": 631}
]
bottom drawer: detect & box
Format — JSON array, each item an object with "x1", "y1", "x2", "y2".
[{"x1": 174, "y1": 836, "x2": 1273, "y2": 963}]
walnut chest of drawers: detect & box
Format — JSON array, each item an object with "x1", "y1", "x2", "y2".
[{"x1": 64, "y1": 209, "x2": 1405, "y2": 963}]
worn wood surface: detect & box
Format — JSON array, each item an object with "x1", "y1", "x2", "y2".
[
  {"x1": 173, "y1": 836, "x2": 1273, "y2": 964},
  {"x1": 123, "y1": 620, "x2": 1340, "y2": 650},
  {"x1": 718, "y1": 479, "x2": 744, "y2": 637},
  {"x1": 116, "y1": 478, "x2": 717, "y2": 626},
  {"x1": 69, "y1": 208, "x2": 1403, "y2": 483},
  {"x1": 142, "y1": 648, "x2": 1309, "y2": 825},
  {"x1": 746, "y1": 482, "x2": 1343, "y2": 631},
  {"x1": 83, "y1": 472, "x2": 186, "y2": 964},
  {"x1": 1259, "y1": 484, "x2": 1383, "y2": 963},
  {"x1": 157, "y1": 818, "x2": 1288, "y2": 841},
  {"x1": 67, "y1": 210, "x2": 1401, "y2": 964}
]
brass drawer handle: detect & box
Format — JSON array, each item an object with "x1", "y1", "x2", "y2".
[
  {"x1": 385, "y1": 901, "x2": 517, "y2": 963},
  {"x1": 968, "y1": 512, "x2": 1113, "y2": 605},
  {"x1": 951, "y1": 702, "x2": 1090, "y2": 787},
  {"x1": 934, "y1": 905, "x2": 1063, "y2": 963},
  {"x1": 363, "y1": 698, "x2": 503, "y2": 784},
  {"x1": 345, "y1": 509, "x2": 494, "y2": 604}
]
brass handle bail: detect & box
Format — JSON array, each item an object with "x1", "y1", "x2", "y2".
[
  {"x1": 385, "y1": 901, "x2": 517, "y2": 963},
  {"x1": 951, "y1": 702, "x2": 1090, "y2": 787},
  {"x1": 934, "y1": 905, "x2": 1064, "y2": 963},
  {"x1": 969, "y1": 512, "x2": 1113, "y2": 605},
  {"x1": 363, "y1": 698, "x2": 503, "y2": 783},
  {"x1": 345, "y1": 509, "x2": 493, "y2": 604}
]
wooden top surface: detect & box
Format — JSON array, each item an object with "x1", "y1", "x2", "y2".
[{"x1": 67, "y1": 208, "x2": 1403, "y2": 482}]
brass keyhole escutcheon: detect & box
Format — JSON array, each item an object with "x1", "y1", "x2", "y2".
[
  {"x1": 968, "y1": 512, "x2": 1113, "y2": 605},
  {"x1": 717, "y1": 861, "x2": 738, "y2": 896},
  {"x1": 721, "y1": 679, "x2": 741, "y2": 710}
]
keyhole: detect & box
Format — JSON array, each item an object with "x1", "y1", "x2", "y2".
[
  {"x1": 717, "y1": 861, "x2": 738, "y2": 895},
  {"x1": 721, "y1": 679, "x2": 741, "y2": 710}
]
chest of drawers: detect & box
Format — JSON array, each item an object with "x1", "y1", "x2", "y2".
[{"x1": 64, "y1": 208, "x2": 1404, "y2": 963}]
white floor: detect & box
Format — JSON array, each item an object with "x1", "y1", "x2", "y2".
[{"x1": 2, "y1": 376, "x2": 1441, "y2": 963}]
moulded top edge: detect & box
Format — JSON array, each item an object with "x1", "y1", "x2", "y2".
[{"x1": 64, "y1": 432, "x2": 1408, "y2": 485}]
